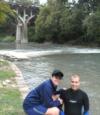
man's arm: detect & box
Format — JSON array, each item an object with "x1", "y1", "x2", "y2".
[
  {"x1": 43, "y1": 85, "x2": 62, "y2": 107},
  {"x1": 83, "y1": 92, "x2": 89, "y2": 115}
]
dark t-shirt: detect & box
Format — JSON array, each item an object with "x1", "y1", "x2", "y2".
[{"x1": 60, "y1": 88, "x2": 89, "y2": 115}]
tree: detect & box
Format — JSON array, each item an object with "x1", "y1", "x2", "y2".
[
  {"x1": 35, "y1": 0, "x2": 100, "y2": 44},
  {"x1": 59, "y1": 7, "x2": 86, "y2": 42},
  {"x1": 78, "y1": 0, "x2": 100, "y2": 13},
  {"x1": 0, "y1": 1, "x2": 14, "y2": 24},
  {"x1": 35, "y1": 6, "x2": 51, "y2": 42},
  {"x1": 83, "y1": 10, "x2": 100, "y2": 43},
  {"x1": 35, "y1": 0, "x2": 70, "y2": 43}
]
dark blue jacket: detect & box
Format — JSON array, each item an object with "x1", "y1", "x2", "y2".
[{"x1": 23, "y1": 79, "x2": 61, "y2": 110}]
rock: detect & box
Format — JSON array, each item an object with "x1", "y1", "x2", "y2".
[
  {"x1": 5, "y1": 79, "x2": 11, "y2": 84},
  {"x1": 0, "y1": 82, "x2": 3, "y2": 88},
  {"x1": 11, "y1": 84, "x2": 16, "y2": 88},
  {"x1": 2, "y1": 81, "x2": 7, "y2": 86}
]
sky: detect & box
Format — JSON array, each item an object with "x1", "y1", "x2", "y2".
[
  {"x1": 4, "y1": 0, "x2": 47, "y2": 4},
  {"x1": 40, "y1": 0, "x2": 47, "y2": 4},
  {"x1": 40, "y1": 0, "x2": 78, "y2": 4}
]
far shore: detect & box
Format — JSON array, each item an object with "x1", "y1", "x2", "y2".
[
  {"x1": 0, "y1": 41, "x2": 100, "y2": 49},
  {"x1": 0, "y1": 41, "x2": 100, "y2": 61}
]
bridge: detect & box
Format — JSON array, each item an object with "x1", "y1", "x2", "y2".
[{"x1": 9, "y1": 2, "x2": 39, "y2": 43}]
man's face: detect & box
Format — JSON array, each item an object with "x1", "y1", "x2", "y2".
[
  {"x1": 71, "y1": 76, "x2": 80, "y2": 91},
  {"x1": 51, "y1": 76, "x2": 62, "y2": 86}
]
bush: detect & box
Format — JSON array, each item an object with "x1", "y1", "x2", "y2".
[
  {"x1": 83, "y1": 10, "x2": 100, "y2": 43},
  {"x1": 0, "y1": 35, "x2": 15, "y2": 42}
]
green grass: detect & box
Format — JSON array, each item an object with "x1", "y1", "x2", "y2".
[
  {"x1": 0, "y1": 35, "x2": 15, "y2": 42},
  {"x1": 0, "y1": 70, "x2": 16, "y2": 80},
  {"x1": 0, "y1": 60, "x2": 9, "y2": 66},
  {"x1": 0, "y1": 59, "x2": 25, "y2": 115},
  {"x1": 0, "y1": 60, "x2": 16, "y2": 80},
  {"x1": 0, "y1": 88, "x2": 25, "y2": 115}
]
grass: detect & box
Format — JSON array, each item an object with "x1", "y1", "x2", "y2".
[
  {"x1": 0, "y1": 59, "x2": 9, "y2": 66},
  {"x1": 0, "y1": 88, "x2": 25, "y2": 115},
  {"x1": 0, "y1": 35, "x2": 15, "y2": 42},
  {"x1": 0, "y1": 59, "x2": 25, "y2": 115},
  {"x1": 0, "y1": 70, "x2": 16, "y2": 80}
]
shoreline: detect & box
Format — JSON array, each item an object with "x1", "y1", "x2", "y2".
[
  {"x1": 0, "y1": 59, "x2": 26, "y2": 114},
  {"x1": 0, "y1": 41, "x2": 100, "y2": 49},
  {"x1": 9, "y1": 62, "x2": 29, "y2": 99}
]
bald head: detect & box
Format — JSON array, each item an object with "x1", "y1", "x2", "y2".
[
  {"x1": 71, "y1": 74, "x2": 80, "y2": 81},
  {"x1": 70, "y1": 74, "x2": 80, "y2": 91}
]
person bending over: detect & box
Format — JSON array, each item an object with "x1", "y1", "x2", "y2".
[{"x1": 23, "y1": 69, "x2": 64, "y2": 115}]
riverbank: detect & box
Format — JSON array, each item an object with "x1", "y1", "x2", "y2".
[
  {"x1": 0, "y1": 59, "x2": 26, "y2": 115},
  {"x1": 65, "y1": 40, "x2": 100, "y2": 48},
  {"x1": 0, "y1": 41, "x2": 100, "y2": 50}
]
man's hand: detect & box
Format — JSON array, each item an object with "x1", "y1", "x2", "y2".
[
  {"x1": 58, "y1": 98, "x2": 63, "y2": 104},
  {"x1": 52, "y1": 95, "x2": 63, "y2": 104},
  {"x1": 52, "y1": 94, "x2": 59, "y2": 101}
]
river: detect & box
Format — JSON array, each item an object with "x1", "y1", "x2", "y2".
[{"x1": 0, "y1": 43, "x2": 100, "y2": 115}]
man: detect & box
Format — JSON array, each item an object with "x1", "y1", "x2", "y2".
[
  {"x1": 23, "y1": 69, "x2": 64, "y2": 115},
  {"x1": 57, "y1": 74, "x2": 89, "y2": 115}
]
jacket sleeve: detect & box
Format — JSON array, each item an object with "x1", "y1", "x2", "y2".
[
  {"x1": 83, "y1": 92, "x2": 89, "y2": 115},
  {"x1": 42, "y1": 85, "x2": 61, "y2": 107}
]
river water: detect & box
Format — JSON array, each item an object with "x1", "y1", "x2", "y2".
[{"x1": 0, "y1": 43, "x2": 100, "y2": 115}]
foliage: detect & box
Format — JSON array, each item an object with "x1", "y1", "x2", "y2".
[
  {"x1": 0, "y1": 1, "x2": 14, "y2": 24},
  {"x1": 59, "y1": 8, "x2": 85, "y2": 42},
  {"x1": 35, "y1": 0, "x2": 68, "y2": 43},
  {"x1": 0, "y1": 0, "x2": 100, "y2": 45},
  {"x1": 35, "y1": 6, "x2": 50, "y2": 42},
  {"x1": 34, "y1": 0, "x2": 100, "y2": 44},
  {"x1": 83, "y1": 10, "x2": 100, "y2": 43},
  {"x1": 28, "y1": 26, "x2": 36, "y2": 42},
  {"x1": 0, "y1": 35, "x2": 15, "y2": 42}
]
